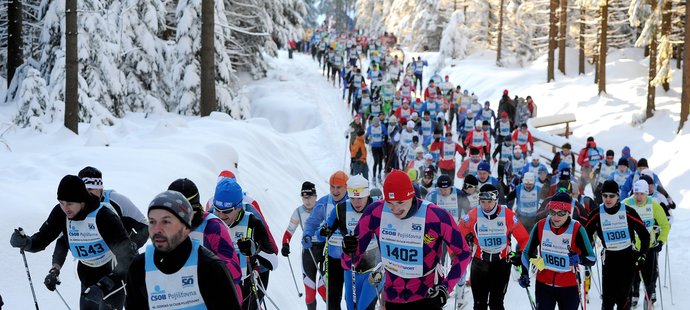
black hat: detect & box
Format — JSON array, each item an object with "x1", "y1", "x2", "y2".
[
  {"x1": 617, "y1": 158, "x2": 628, "y2": 167},
  {"x1": 606, "y1": 150, "x2": 614, "y2": 157},
  {"x1": 601, "y1": 180, "x2": 619, "y2": 195},
  {"x1": 556, "y1": 180, "x2": 572, "y2": 194},
  {"x1": 436, "y1": 175, "x2": 452, "y2": 188},
  {"x1": 587, "y1": 136, "x2": 594, "y2": 142},
  {"x1": 423, "y1": 166, "x2": 436, "y2": 177},
  {"x1": 301, "y1": 181, "x2": 316, "y2": 197},
  {"x1": 562, "y1": 143, "x2": 571, "y2": 150},
  {"x1": 478, "y1": 184, "x2": 498, "y2": 200},
  {"x1": 559, "y1": 168, "x2": 571, "y2": 180},
  {"x1": 638, "y1": 158, "x2": 648, "y2": 168},
  {"x1": 78, "y1": 166, "x2": 103, "y2": 190},
  {"x1": 168, "y1": 178, "x2": 201, "y2": 207},
  {"x1": 463, "y1": 174, "x2": 478, "y2": 187},
  {"x1": 57, "y1": 175, "x2": 91, "y2": 203},
  {"x1": 469, "y1": 148, "x2": 480, "y2": 155},
  {"x1": 639, "y1": 175, "x2": 654, "y2": 185}
]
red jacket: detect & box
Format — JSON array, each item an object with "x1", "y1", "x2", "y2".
[
  {"x1": 464, "y1": 129, "x2": 490, "y2": 151},
  {"x1": 459, "y1": 205, "x2": 529, "y2": 260},
  {"x1": 394, "y1": 106, "x2": 414, "y2": 124},
  {"x1": 511, "y1": 129, "x2": 534, "y2": 153},
  {"x1": 430, "y1": 141, "x2": 465, "y2": 170}
]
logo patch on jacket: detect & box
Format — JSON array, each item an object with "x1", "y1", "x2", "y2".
[{"x1": 424, "y1": 234, "x2": 435, "y2": 244}]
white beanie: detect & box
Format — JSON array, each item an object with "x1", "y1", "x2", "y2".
[
  {"x1": 523, "y1": 172, "x2": 536, "y2": 184},
  {"x1": 407, "y1": 120, "x2": 415, "y2": 128},
  {"x1": 633, "y1": 180, "x2": 649, "y2": 194},
  {"x1": 640, "y1": 169, "x2": 654, "y2": 178},
  {"x1": 475, "y1": 120, "x2": 483, "y2": 128},
  {"x1": 347, "y1": 174, "x2": 370, "y2": 198}
]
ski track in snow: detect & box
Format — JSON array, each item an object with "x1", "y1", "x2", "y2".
[{"x1": 0, "y1": 49, "x2": 687, "y2": 309}]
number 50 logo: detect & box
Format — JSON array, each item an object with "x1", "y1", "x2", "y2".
[{"x1": 411, "y1": 224, "x2": 422, "y2": 231}]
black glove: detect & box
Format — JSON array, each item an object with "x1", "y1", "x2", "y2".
[
  {"x1": 281, "y1": 243, "x2": 290, "y2": 257},
  {"x1": 83, "y1": 276, "x2": 115, "y2": 305},
  {"x1": 653, "y1": 241, "x2": 664, "y2": 253},
  {"x1": 464, "y1": 232, "x2": 475, "y2": 247},
  {"x1": 434, "y1": 137, "x2": 440, "y2": 143},
  {"x1": 426, "y1": 284, "x2": 448, "y2": 307},
  {"x1": 237, "y1": 239, "x2": 258, "y2": 257},
  {"x1": 319, "y1": 226, "x2": 333, "y2": 237},
  {"x1": 634, "y1": 252, "x2": 646, "y2": 271},
  {"x1": 518, "y1": 274, "x2": 530, "y2": 288},
  {"x1": 508, "y1": 251, "x2": 522, "y2": 267},
  {"x1": 10, "y1": 228, "x2": 32, "y2": 250},
  {"x1": 342, "y1": 235, "x2": 358, "y2": 254},
  {"x1": 44, "y1": 267, "x2": 61, "y2": 291}
]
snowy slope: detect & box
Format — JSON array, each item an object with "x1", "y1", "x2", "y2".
[{"x1": 0, "y1": 48, "x2": 687, "y2": 310}]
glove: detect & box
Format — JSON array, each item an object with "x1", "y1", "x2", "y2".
[
  {"x1": 319, "y1": 226, "x2": 333, "y2": 237},
  {"x1": 653, "y1": 241, "x2": 664, "y2": 253},
  {"x1": 10, "y1": 228, "x2": 32, "y2": 250},
  {"x1": 44, "y1": 267, "x2": 61, "y2": 291},
  {"x1": 302, "y1": 236, "x2": 313, "y2": 249},
  {"x1": 568, "y1": 252, "x2": 580, "y2": 266},
  {"x1": 281, "y1": 243, "x2": 290, "y2": 257},
  {"x1": 426, "y1": 284, "x2": 448, "y2": 307},
  {"x1": 508, "y1": 251, "x2": 522, "y2": 267},
  {"x1": 83, "y1": 276, "x2": 115, "y2": 305},
  {"x1": 634, "y1": 252, "x2": 646, "y2": 271},
  {"x1": 493, "y1": 158, "x2": 498, "y2": 164},
  {"x1": 342, "y1": 235, "x2": 358, "y2": 254},
  {"x1": 518, "y1": 274, "x2": 530, "y2": 288},
  {"x1": 237, "y1": 239, "x2": 258, "y2": 257},
  {"x1": 464, "y1": 232, "x2": 475, "y2": 247}
]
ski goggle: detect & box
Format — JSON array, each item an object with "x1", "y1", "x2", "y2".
[
  {"x1": 478, "y1": 190, "x2": 497, "y2": 201},
  {"x1": 549, "y1": 210, "x2": 568, "y2": 217}
]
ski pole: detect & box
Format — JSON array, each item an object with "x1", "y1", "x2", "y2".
[
  {"x1": 254, "y1": 271, "x2": 282, "y2": 310},
  {"x1": 656, "y1": 261, "x2": 664, "y2": 310},
  {"x1": 55, "y1": 288, "x2": 72, "y2": 310},
  {"x1": 286, "y1": 255, "x2": 303, "y2": 297},
  {"x1": 351, "y1": 262, "x2": 357, "y2": 310},
  {"x1": 17, "y1": 228, "x2": 40, "y2": 310},
  {"x1": 664, "y1": 243, "x2": 674, "y2": 305},
  {"x1": 638, "y1": 271, "x2": 653, "y2": 310}
]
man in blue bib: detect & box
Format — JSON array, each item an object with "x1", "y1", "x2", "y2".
[{"x1": 126, "y1": 190, "x2": 240, "y2": 309}]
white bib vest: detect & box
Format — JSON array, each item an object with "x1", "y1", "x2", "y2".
[
  {"x1": 476, "y1": 207, "x2": 508, "y2": 254},
  {"x1": 380, "y1": 201, "x2": 429, "y2": 278},
  {"x1": 516, "y1": 185, "x2": 540, "y2": 217},
  {"x1": 145, "y1": 241, "x2": 206, "y2": 309},
  {"x1": 540, "y1": 218, "x2": 574, "y2": 273},
  {"x1": 67, "y1": 204, "x2": 114, "y2": 267},
  {"x1": 599, "y1": 205, "x2": 631, "y2": 251}
]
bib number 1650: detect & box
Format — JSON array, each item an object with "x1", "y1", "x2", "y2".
[{"x1": 385, "y1": 245, "x2": 419, "y2": 262}]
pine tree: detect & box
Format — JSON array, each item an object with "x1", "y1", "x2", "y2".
[
  {"x1": 439, "y1": 10, "x2": 472, "y2": 63},
  {"x1": 11, "y1": 64, "x2": 52, "y2": 132}
]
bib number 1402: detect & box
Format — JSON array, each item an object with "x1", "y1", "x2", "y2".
[{"x1": 385, "y1": 245, "x2": 419, "y2": 262}]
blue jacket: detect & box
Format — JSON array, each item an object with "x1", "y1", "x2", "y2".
[{"x1": 304, "y1": 194, "x2": 348, "y2": 258}]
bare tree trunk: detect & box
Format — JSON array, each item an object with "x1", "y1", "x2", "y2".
[
  {"x1": 558, "y1": 0, "x2": 567, "y2": 74},
  {"x1": 646, "y1": 0, "x2": 658, "y2": 119},
  {"x1": 598, "y1": 0, "x2": 608, "y2": 94},
  {"x1": 679, "y1": 0, "x2": 690, "y2": 133},
  {"x1": 579, "y1": 6, "x2": 585, "y2": 75},
  {"x1": 548, "y1": 0, "x2": 558, "y2": 82},
  {"x1": 497, "y1": 0, "x2": 505, "y2": 66},
  {"x1": 7, "y1": 0, "x2": 24, "y2": 86},
  {"x1": 660, "y1": 0, "x2": 672, "y2": 91},
  {"x1": 200, "y1": 0, "x2": 215, "y2": 117},
  {"x1": 678, "y1": 46, "x2": 683, "y2": 70},
  {"x1": 65, "y1": 0, "x2": 78, "y2": 134}
]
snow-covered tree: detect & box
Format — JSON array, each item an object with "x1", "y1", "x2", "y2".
[
  {"x1": 516, "y1": 0, "x2": 550, "y2": 61},
  {"x1": 10, "y1": 63, "x2": 54, "y2": 132},
  {"x1": 439, "y1": 10, "x2": 472, "y2": 62},
  {"x1": 118, "y1": 0, "x2": 170, "y2": 113}
]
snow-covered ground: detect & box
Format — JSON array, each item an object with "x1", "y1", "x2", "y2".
[{"x1": 0, "y1": 49, "x2": 687, "y2": 309}]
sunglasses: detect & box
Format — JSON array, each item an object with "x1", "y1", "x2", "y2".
[
  {"x1": 214, "y1": 206, "x2": 238, "y2": 214},
  {"x1": 549, "y1": 210, "x2": 568, "y2": 217},
  {"x1": 601, "y1": 193, "x2": 618, "y2": 199}
]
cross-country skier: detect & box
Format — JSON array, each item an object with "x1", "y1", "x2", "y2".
[
  {"x1": 343, "y1": 170, "x2": 471, "y2": 309},
  {"x1": 125, "y1": 191, "x2": 241, "y2": 309},
  {"x1": 282, "y1": 182, "x2": 326, "y2": 310}
]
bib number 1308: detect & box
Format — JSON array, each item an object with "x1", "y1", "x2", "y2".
[
  {"x1": 74, "y1": 244, "x2": 105, "y2": 257},
  {"x1": 385, "y1": 245, "x2": 419, "y2": 262}
]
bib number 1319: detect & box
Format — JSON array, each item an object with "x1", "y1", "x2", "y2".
[{"x1": 385, "y1": 245, "x2": 419, "y2": 262}]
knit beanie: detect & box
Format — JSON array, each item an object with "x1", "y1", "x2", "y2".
[
  {"x1": 436, "y1": 175, "x2": 452, "y2": 188},
  {"x1": 549, "y1": 192, "x2": 572, "y2": 212},
  {"x1": 633, "y1": 180, "x2": 649, "y2": 194},
  {"x1": 301, "y1": 181, "x2": 316, "y2": 197},
  {"x1": 638, "y1": 158, "x2": 648, "y2": 168},
  {"x1": 601, "y1": 180, "x2": 619, "y2": 195},
  {"x1": 383, "y1": 170, "x2": 415, "y2": 202},
  {"x1": 463, "y1": 175, "x2": 479, "y2": 187},
  {"x1": 168, "y1": 178, "x2": 201, "y2": 207},
  {"x1": 347, "y1": 174, "x2": 370, "y2": 198},
  {"x1": 329, "y1": 171, "x2": 349, "y2": 187},
  {"x1": 78, "y1": 166, "x2": 103, "y2": 190},
  {"x1": 148, "y1": 190, "x2": 193, "y2": 228},
  {"x1": 57, "y1": 175, "x2": 90, "y2": 203},
  {"x1": 617, "y1": 158, "x2": 628, "y2": 167}
]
